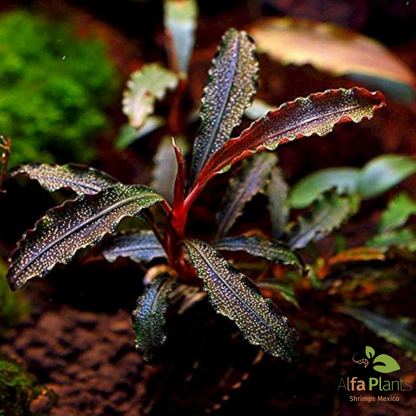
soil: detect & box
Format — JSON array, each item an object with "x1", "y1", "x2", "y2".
[
  {"x1": 1, "y1": 0, "x2": 416, "y2": 415},
  {"x1": 1, "y1": 259, "x2": 416, "y2": 416}
]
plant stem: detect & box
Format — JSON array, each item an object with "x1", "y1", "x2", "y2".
[{"x1": 168, "y1": 78, "x2": 187, "y2": 135}]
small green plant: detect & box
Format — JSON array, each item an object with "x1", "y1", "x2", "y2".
[
  {"x1": 5, "y1": 23, "x2": 387, "y2": 362},
  {"x1": 0, "y1": 352, "x2": 56, "y2": 416},
  {"x1": 0, "y1": 10, "x2": 120, "y2": 166}
]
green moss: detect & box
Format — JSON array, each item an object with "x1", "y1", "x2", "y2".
[
  {"x1": 0, "y1": 353, "x2": 56, "y2": 416},
  {"x1": 0, "y1": 10, "x2": 120, "y2": 166},
  {"x1": 0, "y1": 260, "x2": 30, "y2": 335}
]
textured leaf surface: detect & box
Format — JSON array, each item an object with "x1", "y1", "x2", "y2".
[
  {"x1": 358, "y1": 155, "x2": 416, "y2": 200},
  {"x1": 7, "y1": 185, "x2": 164, "y2": 289},
  {"x1": 379, "y1": 193, "x2": 416, "y2": 233},
  {"x1": 185, "y1": 239, "x2": 298, "y2": 359},
  {"x1": 367, "y1": 228, "x2": 416, "y2": 252},
  {"x1": 288, "y1": 192, "x2": 358, "y2": 250},
  {"x1": 195, "y1": 88, "x2": 385, "y2": 189},
  {"x1": 216, "y1": 153, "x2": 276, "y2": 237},
  {"x1": 338, "y1": 307, "x2": 416, "y2": 360},
  {"x1": 289, "y1": 168, "x2": 360, "y2": 209},
  {"x1": 268, "y1": 167, "x2": 290, "y2": 238},
  {"x1": 213, "y1": 236, "x2": 304, "y2": 273},
  {"x1": 164, "y1": 0, "x2": 198, "y2": 74},
  {"x1": 11, "y1": 163, "x2": 119, "y2": 195},
  {"x1": 132, "y1": 273, "x2": 177, "y2": 362},
  {"x1": 190, "y1": 29, "x2": 259, "y2": 182},
  {"x1": 249, "y1": 18, "x2": 416, "y2": 104},
  {"x1": 123, "y1": 63, "x2": 178, "y2": 129},
  {"x1": 102, "y1": 230, "x2": 166, "y2": 263}
]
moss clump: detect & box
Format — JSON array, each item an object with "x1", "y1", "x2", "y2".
[
  {"x1": 0, "y1": 10, "x2": 120, "y2": 166},
  {"x1": 0, "y1": 353, "x2": 56, "y2": 416}
]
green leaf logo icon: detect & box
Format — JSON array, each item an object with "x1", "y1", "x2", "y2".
[
  {"x1": 353, "y1": 346, "x2": 401, "y2": 373},
  {"x1": 373, "y1": 354, "x2": 400, "y2": 374},
  {"x1": 365, "y1": 346, "x2": 375, "y2": 359}
]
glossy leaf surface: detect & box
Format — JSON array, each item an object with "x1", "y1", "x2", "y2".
[
  {"x1": 289, "y1": 168, "x2": 360, "y2": 209},
  {"x1": 195, "y1": 88, "x2": 385, "y2": 189},
  {"x1": 102, "y1": 230, "x2": 166, "y2": 263},
  {"x1": 123, "y1": 63, "x2": 178, "y2": 129},
  {"x1": 132, "y1": 273, "x2": 177, "y2": 362},
  {"x1": 164, "y1": 0, "x2": 198, "y2": 74},
  {"x1": 7, "y1": 185, "x2": 164, "y2": 289},
  {"x1": 213, "y1": 235, "x2": 304, "y2": 272},
  {"x1": 185, "y1": 239, "x2": 298, "y2": 360},
  {"x1": 288, "y1": 192, "x2": 358, "y2": 250},
  {"x1": 358, "y1": 155, "x2": 416, "y2": 200},
  {"x1": 339, "y1": 307, "x2": 416, "y2": 360},
  {"x1": 190, "y1": 29, "x2": 258, "y2": 182},
  {"x1": 249, "y1": 18, "x2": 416, "y2": 104},
  {"x1": 216, "y1": 153, "x2": 276, "y2": 237},
  {"x1": 11, "y1": 163, "x2": 118, "y2": 195},
  {"x1": 290, "y1": 154, "x2": 416, "y2": 208}
]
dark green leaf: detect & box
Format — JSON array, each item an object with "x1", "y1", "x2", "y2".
[
  {"x1": 11, "y1": 163, "x2": 119, "y2": 195},
  {"x1": 338, "y1": 307, "x2": 416, "y2": 360},
  {"x1": 7, "y1": 185, "x2": 164, "y2": 289},
  {"x1": 185, "y1": 239, "x2": 298, "y2": 360},
  {"x1": 216, "y1": 153, "x2": 276, "y2": 237},
  {"x1": 213, "y1": 235, "x2": 304, "y2": 273},
  {"x1": 102, "y1": 230, "x2": 166, "y2": 263},
  {"x1": 268, "y1": 167, "x2": 290, "y2": 238},
  {"x1": 257, "y1": 280, "x2": 299, "y2": 308},
  {"x1": 358, "y1": 155, "x2": 416, "y2": 200},
  {"x1": 379, "y1": 192, "x2": 416, "y2": 233},
  {"x1": 367, "y1": 228, "x2": 416, "y2": 252},
  {"x1": 123, "y1": 63, "x2": 178, "y2": 129},
  {"x1": 190, "y1": 29, "x2": 259, "y2": 182},
  {"x1": 164, "y1": 0, "x2": 198, "y2": 74},
  {"x1": 289, "y1": 168, "x2": 360, "y2": 209},
  {"x1": 132, "y1": 273, "x2": 177, "y2": 362},
  {"x1": 288, "y1": 192, "x2": 358, "y2": 250}
]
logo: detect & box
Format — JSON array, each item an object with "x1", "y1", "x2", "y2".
[
  {"x1": 337, "y1": 345, "x2": 412, "y2": 402},
  {"x1": 352, "y1": 346, "x2": 400, "y2": 374}
]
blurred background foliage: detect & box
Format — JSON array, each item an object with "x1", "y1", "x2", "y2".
[{"x1": 0, "y1": 10, "x2": 120, "y2": 166}]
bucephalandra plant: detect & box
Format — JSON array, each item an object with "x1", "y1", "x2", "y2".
[{"x1": 5, "y1": 28, "x2": 386, "y2": 362}]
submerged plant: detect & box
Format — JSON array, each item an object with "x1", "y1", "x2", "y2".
[
  {"x1": 5, "y1": 26, "x2": 386, "y2": 362},
  {"x1": 0, "y1": 10, "x2": 120, "y2": 166}
]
